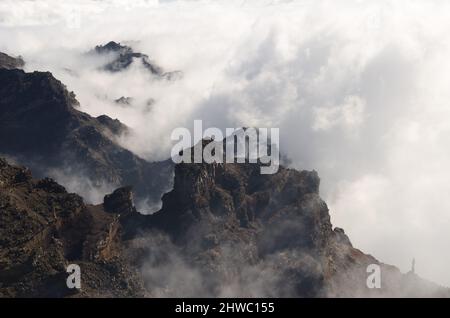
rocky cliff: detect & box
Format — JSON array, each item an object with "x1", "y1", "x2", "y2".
[
  {"x1": 93, "y1": 41, "x2": 182, "y2": 80},
  {"x1": 1, "y1": 155, "x2": 448, "y2": 297},
  {"x1": 0, "y1": 158, "x2": 144, "y2": 297},
  {"x1": 131, "y1": 156, "x2": 450, "y2": 297},
  {"x1": 0, "y1": 67, "x2": 173, "y2": 206},
  {"x1": 0, "y1": 52, "x2": 24, "y2": 70}
]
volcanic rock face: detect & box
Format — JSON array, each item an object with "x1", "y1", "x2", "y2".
[
  {"x1": 133, "y1": 160, "x2": 449, "y2": 297},
  {"x1": 0, "y1": 157, "x2": 448, "y2": 297},
  {"x1": 0, "y1": 158, "x2": 144, "y2": 297},
  {"x1": 104, "y1": 187, "x2": 136, "y2": 214},
  {"x1": 0, "y1": 52, "x2": 24, "y2": 70},
  {"x1": 0, "y1": 67, "x2": 173, "y2": 207},
  {"x1": 139, "y1": 162, "x2": 333, "y2": 296},
  {"x1": 93, "y1": 41, "x2": 182, "y2": 80}
]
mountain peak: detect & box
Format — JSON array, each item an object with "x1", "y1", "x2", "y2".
[
  {"x1": 92, "y1": 41, "x2": 182, "y2": 79},
  {"x1": 0, "y1": 67, "x2": 174, "y2": 205},
  {"x1": 95, "y1": 41, "x2": 132, "y2": 55},
  {"x1": 104, "y1": 186, "x2": 136, "y2": 214},
  {"x1": 0, "y1": 52, "x2": 25, "y2": 70}
]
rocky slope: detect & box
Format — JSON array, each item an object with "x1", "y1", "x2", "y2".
[
  {"x1": 93, "y1": 41, "x2": 182, "y2": 80},
  {"x1": 132, "y1": 154, "x2": 450, "y2": 297},
  {"x1": 0, "y1": 158, "x2": 144, "y2": 297},
  {"x1": 0, "y1": 67, "x2": 173, "y2": 207},
  {"x1": 0, "y1": 154, "x2": 448, "y2": 297},
  {"x1": 0, "y1": 52, "x2": 24, "y2": 70}
]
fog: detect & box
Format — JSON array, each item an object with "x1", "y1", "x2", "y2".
[{"x1": 1, "y1": 0, "x2": 450, "y2": 287}]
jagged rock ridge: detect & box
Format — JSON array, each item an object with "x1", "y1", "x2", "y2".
[
  {"x1": 1, "y1": 156, "x2": 448, "y2": 297},
  {"x1": 0, "y1": 67, "x2": 173, "y2": 206},
  {"x1": 93, "y1": 41, "x2": 182, "y2": 80},
  {"x1": 136, "y1": 155, "x2": 450, "y2": 297},
  {"x1": 0, "y1": 52, "x2": 24, "y2": 70},
  {"x1": 0, "y1": 158, "x2": 144, "y2": 297}
]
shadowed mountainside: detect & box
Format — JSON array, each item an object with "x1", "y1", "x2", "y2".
[
  {"x1": 0, "y1": 67, "x2": 173, "y2": 207},
  {"x1": 131, "y1": 154, "x2": 450, "y2": 297},
  {"x1": 0, "y1": 52, "x2": 24, "y2": 70},
  {"x1": 93, "y1": 41, "x2": 182, "y2": 80},
  {"x1": 0, "y1": 158, "x2": 144, "y2": 297},
  {"x1": 0, "y1": 156, "x2": 448, "y2": 297}
]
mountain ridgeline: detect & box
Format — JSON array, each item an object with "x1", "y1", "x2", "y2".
[
  {"x1": 0, "y1": 156, "x2": 448, "y2": 297},
  {"x1": 0, "y1": 61, "x2": 173, "y2": 207},
  {"x1": 0, "y1": 51, "x2": 448, "y2": 297},
  {"x1": 0, "y1": 52, "x2": 24, "y2": 70},
  {"x1": 93, "y1": 41, "x2": 182, "y2": 80}
]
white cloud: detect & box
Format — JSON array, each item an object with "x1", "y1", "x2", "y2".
[{"x1": 313, "y1": 95, "x2": 366, "y2": 131}]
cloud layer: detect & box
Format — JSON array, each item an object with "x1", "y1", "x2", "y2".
[{"x1": 1, "y1": 0, "x2": 450, "y2": 286}]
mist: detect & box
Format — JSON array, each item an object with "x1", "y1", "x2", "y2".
[{"x1": 1, "y1": 0, "x2": 450, "y2": 287}]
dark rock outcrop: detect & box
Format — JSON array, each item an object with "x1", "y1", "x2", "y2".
[
  {"x1": 0, "y1": 156, "x2": 448, "y2": 297},
  {"x1": 0, "y1": 52, "x2": 24, "y2": 70},
  {"x1": 125, "y1": 153, "x2": 450, "y2": 297},
  {"x1": 114, "y1": 96, "x2": 134, "y2": 106},
  {"x1": 0, "y1": 68, "x2": 173, "y2": 206},
  {"x1": 93, "y1": 41, "x2": 182, "y2": 80},
  {"x1": 104, "y1": 187, "x2": 136, "y2": 215},
  {"x1": 0, "y1": 158, "x2": 144, "y2": 297},
  {"x1": 95, "y1": 115, "x2": 128, "y2": 135}
]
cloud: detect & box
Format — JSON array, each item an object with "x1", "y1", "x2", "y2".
[
  {"x1": 1, "y1": 0, "x2": 450, "y2": 286},
  {"x1": 131, "y1": 230, "x2": 322, "y2": 297},
  {"x1": 46, "y1": 168, "x2": 118, "y2": 204},
  {"x1": 312, "y1": 95, "x2": 366, "y2": 131}
]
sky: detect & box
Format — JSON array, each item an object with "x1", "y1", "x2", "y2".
[{"x1": 1, "y1": 0, "x2": 450, "y2": 287}]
